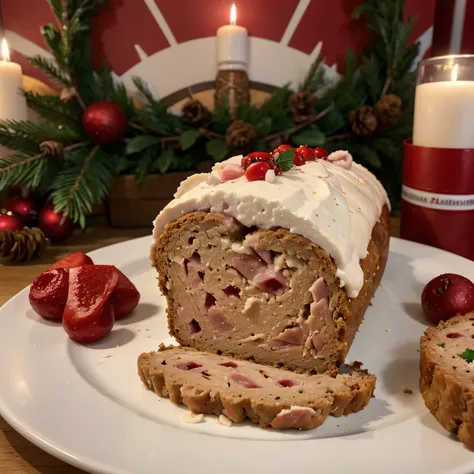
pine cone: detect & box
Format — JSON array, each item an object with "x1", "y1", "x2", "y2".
[
  {"x1": 40, "y1": 141, "x2": 64, "y2": 158},
  {"x1": 290, "y1": 91, "x2": 315, "y2": 123},
  {"x1": 375, "y1": 94, "x2": 402, "y2": 131},
  {"x1": 349, "y1": 106, "x2": 378, "y2": 136},
  {"x1": 225, "y1": 120, "x2": 257, "y2": 155},
  {"x1": 0, "y1": 227, "x2": 47, "y2": 263},
  {"x1": 181, "y1": 100, "x2": 211, "y2": 128}
]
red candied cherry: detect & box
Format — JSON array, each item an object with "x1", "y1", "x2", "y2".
[
  {"x1": 274, "y1": 166, "x2": 283, "y2": 176},
  {"x1": 241, "y1": 151, "x2": 272, "y2": 169},
  {"x1": 296, "y1": 145, "x2": 316, "y2": 162},
  {"x1": 245, "y1": 161, "x2": 271, "y2": 181},
  {"x1": 422, "y1": 273, "x2": 474, "y2": 325},
  {"x1": 293, "y1": 152, "x2": 305, "y2": 166},
  {"x1": 314, "y1": 147, "x2": 329, "y2": 159},
  {"x1": 272, "y1": 144, "x2": 293, "y2": 155}
]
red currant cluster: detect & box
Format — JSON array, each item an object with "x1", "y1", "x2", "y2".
[{"x1": 241, "y1": 145, "x2": 329, "y2": 182}]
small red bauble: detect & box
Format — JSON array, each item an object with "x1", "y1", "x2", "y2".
[
  {"x1": 314, "y1": 147, "x2": 329, "y2": 159},
  {"x1": 82, "y1": 100, "x2": 128, "y2": 145},
  {"x1": 245, "y1": 161, "x2": 271, "y2": 181},
  {"x1": 38, "y1": 204, "x2": 74, "y2": 242},
  {"x1": 5, "y1": 196, "x2": 37, "y2": 224},
  {"x1": 0, "y1": 212, "x2": 23, "y2": 231},
  {"x1": 272, "y1": 144, "x2": 293, "y2": 154},
  {"x1": 296, "y1": 145, "x2": 316, "y2": 162},
  {"x1": 421, "y1": 273, "x2": 474, "y2": 325}
]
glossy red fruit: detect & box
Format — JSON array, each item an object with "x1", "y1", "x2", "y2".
[
  {"x1": 422, "y1": 273, "x2": 474, "y2": 325},
  {"x1": 241, "y1": 152, "x2": 272, "y2": 169},
  {"x1": 314, "y1": 147, "x2": 329, "y2": 159},
  {"x1": 63, "y1": 265, "x2": 119, "y2": 342},
  {"x1": 272, "y1": 144, "x2": 293, "y2": 154},
  {"x1": 29, "y1": 268, "x2": 69, "y2": 320},
  {"x1": 111, "y1": 269, "x2": 141, "y2": 319},
  {"x1": 274, "y1": 166, "x2": 283, "y2": 176},
  {"x1": 48, "y1": 252, "x2": 94, "y2": 271},
  {"x1": 297, "y1": 145, "x2": 316, "y2": 162},
  {"x1": 293, "y1": 152, "x2": 305, "y2": 166},
  {"x1": 245, "y1": 161, "x2": 271, "y2": 181}
]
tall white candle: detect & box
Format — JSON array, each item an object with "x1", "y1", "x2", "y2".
[
  {"x1": 413, "y1": 66, "x2": 474, "y2": 148},
  {"x1": 216, "y1": 4, "x2": 248, "y2": 71},
  {"x1": 0, "y1": 39, "x2": 28, "y2": 122}
]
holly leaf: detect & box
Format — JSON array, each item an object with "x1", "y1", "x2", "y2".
[
  {"x1": 460, "y1": 348, "x2": 474, "y2": 363},
  {"x1": 180, "y1": 129, "x2": 200, "y2": 151},
  {"x1": 152, "y1": 148, "x2": 175, "y2": 174},
  {"x1": 125, "y1": 135, "x2": 161, "y2": 155},
  {"x1": 291, "y1": 129, "x2": 325, "y2": 147},
  {"x1": 206, "y1": 139, "x2": 228, "y2": 162},
  {"x1": 275, "y1": 149, "x2": 295, "y2": 171}
]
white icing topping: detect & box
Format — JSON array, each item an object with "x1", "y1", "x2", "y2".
[{"x1": 152, "y1": 154, "x2": 389, "y2": 298}]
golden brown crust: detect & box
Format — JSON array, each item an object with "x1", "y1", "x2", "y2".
[
  {"x1": 420, "y1": 314, "x2": 474, "y2": 451},
  {"x1": 137, "y1": 345, "x2": 376, "y2": 430},
  {"x1": 151, "y1": 205, "x2": 390, "y2": 374}
]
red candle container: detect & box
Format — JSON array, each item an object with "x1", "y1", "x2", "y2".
[{"x1": 400, "y1": 139, "x2": 474, "y2": 260}]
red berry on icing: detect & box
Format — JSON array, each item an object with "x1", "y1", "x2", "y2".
[
  {"x1": 248, "y1": 152, "x2": 272, "y2": 161},
  {"x1": 245, "y1": 161, "x2": 271, "y2": 181},
  {"x1": 274, "y1": 166, "x2": 283, "y2": 175},
  {"x1": 241, "y1": 152, "x2": 272, "y2": 170},
  {"x1": 421, "y1": 273, "x2": 474, "y2": 325},
  {"x1": 297, "y1": 145, "x2": 316, "y2": 162},
  {"x1": 293, "y1": 153, "x2": 305, "y2": 166},
  {"x1": 314, "y1": 147, "x2": 329, "y2": 159},
  {"x1": 272, "y1": 144, "x2": 293, "y2": 154}
]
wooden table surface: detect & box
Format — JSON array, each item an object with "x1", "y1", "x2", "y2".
[{"x1": 0, "y1": 218, "x2": 401, "y2": 473}]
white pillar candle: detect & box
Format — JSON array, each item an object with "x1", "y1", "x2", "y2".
[
  {"x1": 413, "y1": 67, "x2": 474, "y2": 149},
  {"x1": 216, "y1": 4, "x2": 248, "y2": 71},
  {"x1": 0, "y1": 39, "x2": 28, "y2": 122}
]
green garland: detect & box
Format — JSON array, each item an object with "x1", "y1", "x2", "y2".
[{"x1": 0, "y1": 0, "x2": 418, "y2": 226}]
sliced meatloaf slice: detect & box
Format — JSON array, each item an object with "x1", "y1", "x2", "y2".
[
  {"x1": 151, "y1": 207, "x2": 390, "y2": 374},
  {"x1": 420, "y1": 313, "x2": 474, "y2": 450},
  {"x1": 138, "y1": 345, "x2": 376, "y2": 430}
]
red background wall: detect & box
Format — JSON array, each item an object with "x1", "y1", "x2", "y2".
[{"x1": 0, "y1": 0, "x2": 436, "y2": 87}]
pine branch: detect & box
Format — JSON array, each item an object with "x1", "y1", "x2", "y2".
[
  {"x1": 0, "y1": 119, "x2": 84, "y2": 144},
  {"x1": 50, "y1": 144, "x2": 116, "y2": 227},
  {"x1": 0, "y1": 141, "x2": 89, "y2": 192},
  {"x1": 24, "y1": 92, "x2": 83, "y2": 130},
  {"x1": 27, "y1": 55, "x2": 71, "y2": 88},
  {"x1": 301, "y1": 58, "x2": 325, "y2": 93},
  {"x1": 66, "y1": 144, "x2": 99, "y2": 201}
]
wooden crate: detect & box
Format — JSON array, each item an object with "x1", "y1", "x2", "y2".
[{"x1": 108, "y1": 172, "x2": 193, "y2": 227}]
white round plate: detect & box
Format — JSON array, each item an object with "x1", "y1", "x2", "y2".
[{"x1": 1, "y1": 237, "x2": 474, "y2": 474}]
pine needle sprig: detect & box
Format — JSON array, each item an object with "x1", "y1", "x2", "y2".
[
  {"x1": 24, "y1": 92, "x2": 83, "y2": 130},
  {"x1": 26, "y1": 55, "x2": 71, "y2": 88},
  {"x1": 50, "y1": 145, "x2": 116, "y2": 228}
]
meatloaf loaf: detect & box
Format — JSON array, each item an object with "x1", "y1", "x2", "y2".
[
  {"x1": 420, "y1": 313, "x2": 474, "y2": 450},
  {"x1": 150, "y1": 152, "x2": 390, "y2": 374},
  {"x1": 138, "y1": 345, "x2": 376, "y2": 429}
]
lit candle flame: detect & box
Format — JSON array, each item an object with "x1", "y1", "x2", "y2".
[
  {"x1": 451, "y1": 63, "x2": 459, "y2": 82},
  {"x1": 1, "y1": 38, "x2": 10, "y2": 62},
  {"x1": 230, "y1": 4, "x2": 237, "y2": 25}
]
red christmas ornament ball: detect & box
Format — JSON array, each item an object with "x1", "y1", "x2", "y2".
[
  {"x1": 82, "y1": 100, "x2": 128, "y2": 145},
  {"x1": 38, "y1": 204, "x2": 74, "y2": 242},
  {"x1": 5, "y1": 196, "x2": 37, "y2": 223},
  {"x1": 0, "y1": 212, "x2": 23, "y2": 232}
]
